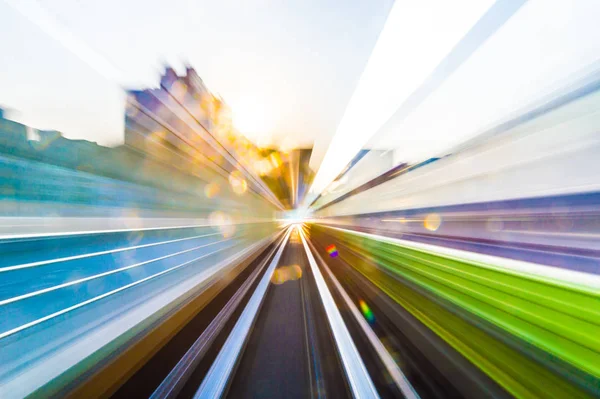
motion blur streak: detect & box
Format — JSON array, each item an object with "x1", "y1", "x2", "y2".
[
  {"x1": 314, "y1": 224, "x2": 599, "y2": 384},
  {"x1": 0, "y1": 65, "x2": 286, "y2": 397},
  {"x1": 2, "y1": 1, "x2": 600, "y2": 398},
  {"x1": 306, "y1": 64, "x2": 600, "y2": 398}
]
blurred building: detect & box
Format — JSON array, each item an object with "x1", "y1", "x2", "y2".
[
  {"x1": 124, "y1": 66, "x2": 306, "y2": 209},
  {"x1": 0, "y1": 105, "x2": 228, "y2": 215},
  {"x1": 124, "y1": 66, "x2": 238, "y2": 184}
]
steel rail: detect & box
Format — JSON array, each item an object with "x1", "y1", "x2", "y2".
[
  {"x1": 193, "y1": 226, "x2": 292, "y2": 398},
  {"x1": 298, "y1": 227, "x2": 379, "y2": 399},
  {"x1": 306, "y1": 238, "x2": 419, "y2": 398},
  {"x1": 150, "y1": 231, "x2": 285, "y2": 399}
]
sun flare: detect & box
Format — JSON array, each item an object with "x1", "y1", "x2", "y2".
[{"x1": 232, "y1": 98, "x2": 271, "y2": 140}]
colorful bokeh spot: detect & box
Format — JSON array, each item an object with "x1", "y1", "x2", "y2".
[
  {"x1": 358, "y1": 299, "x2": 375, "y2": 324},
  {"x1": 204, "y1": 182, "x2": 220, "y2": 198},
  {"x1": 424, "y1": 213, "x2": 442, "y2": 231},
  {"x1": 326, "y1": 244, "x2": 338, "y2": 257},
  {"x1": 271, "y1": 265, "x2": 303, "y2": 285},
  {"x1": 228, "y1": 170, "x2": 248, "y2": 195}
]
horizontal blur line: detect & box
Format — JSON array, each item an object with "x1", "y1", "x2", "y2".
[
  {"x1": 0, "y1": 224, "x2": 47, "y2": 228},
  {"x1": 381, "y1": 217, "x2": 542, "y2": 222},
  {"x1": 0, "y1": 223, "x2": 213, "y2": 241},
  {"x1": 0, "y1": 238, "x2": 230, "y2": 306},
  {"x1": 0, "y1": 241, "x2": 240, "y2": 340},
  {"x1": 0, "y1": 232, "x2": 221, "y2": 272},
  {"x1": 501, "y1": 230, "x2": 600, "y2": 238},
  {"x1": 321, "y1": 225, "x2": 600, "y2": 290},
  {"x1": 381, "y1": 230, "x2": 600, "y2": 260},
  {"x1": 0, "y1": 221, "x2": 271, "y2": 241}
]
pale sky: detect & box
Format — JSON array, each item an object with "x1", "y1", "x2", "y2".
[{"x1": 0, "y1": 0, "x2": 393, "y2": 147}]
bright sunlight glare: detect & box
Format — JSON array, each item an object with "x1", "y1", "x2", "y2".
[{"x1": 232, "y1": 97, "x2": 273, "y2": 146}]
